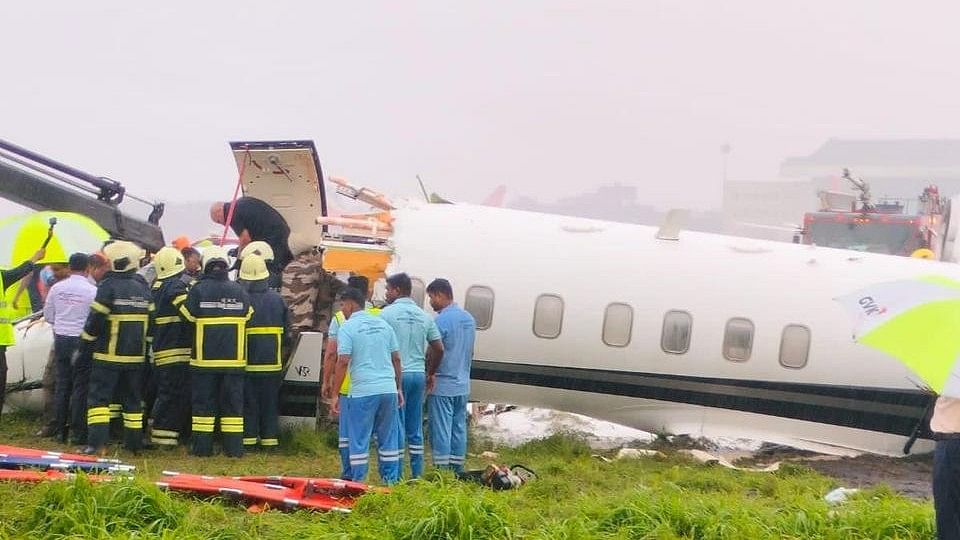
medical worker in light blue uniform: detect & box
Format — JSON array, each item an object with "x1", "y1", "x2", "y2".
[
  {"x1": 381, "y1": 272, "x2": 444, "y2": 478},
  {"x1": 331, "y1": 287, "x2": 403, "y2": 484},
  {"x1": 425, "y1": 278, "x2": 476, "y2": 473}
]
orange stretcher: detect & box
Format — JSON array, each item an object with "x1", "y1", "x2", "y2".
[
  {"x1": 0, "y1": 468, "x2": 111, "y2": 483},
  {"x1": 156, "y1": 472, "x2": 385, "y2": 513}
]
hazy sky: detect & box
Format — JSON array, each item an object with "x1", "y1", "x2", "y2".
[{"x1": 3, "y1": 1, "x2": 960, "y2": 211}]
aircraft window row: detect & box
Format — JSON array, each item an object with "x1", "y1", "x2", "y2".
[
  {"x1": 533, "y1": 294, "x2": 564, "y2": 339},
  {"x1": 465, "y1": 285, "x2": 495, "y2": 330},
  {"x1": 661, "y1": 310, "x2": 692, "y2": 354},
  {"x1": 455, "y1": 284, "x2": 810, "y2": 369},
  {"x1": 779, "y1": 324, "x2": 811, "y2": 369},
  {"x1": 603, "y1": 303, "x2": 634, "y2": 347},
  {"x1": 723, "y1": 317, "x2": 755, "y2": 362}
]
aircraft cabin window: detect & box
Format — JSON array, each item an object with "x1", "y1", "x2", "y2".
[
  {"x1": 533, "y1": 294, "x2": 564, "y2": 339},
  {"x1": 464, "y1": 286, "x2": 495, "y2": 330},
  {"x1": 723, "y1": 318, "x2": 754, "y2": 362},
  {"x1": 603, "y1": 303, "x2": 633, "y2": 347},
  {"x1": 779, "y1": 324, "x2": 811, "y2": 369},
  {"x1": 661, "y1": 310, "x2": 692, "y2": 354},
  {"x1": 411, "y1": 278, "x2": 426, "y2": 308}
]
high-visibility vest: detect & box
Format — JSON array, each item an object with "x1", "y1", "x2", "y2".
[
  {"x1": 334, "y1": 306, "x2": 381, "y2": 395},
  {"x1": 0, "y1": 274, "x2": 15, "y2": 346}
]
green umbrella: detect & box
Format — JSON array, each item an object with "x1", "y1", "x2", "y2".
[
  {"x1": 0, "y1": 211, "x2": 108, "y2": 267},
  {"x1": 835, "y1": 275, "x2": 960, "y2": 397}
]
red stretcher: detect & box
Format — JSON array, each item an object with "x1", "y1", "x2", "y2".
[
  {"x1": 156, "y1": 472, "x2": 385, "y2": 513},
  {"x1": 0, "y1": 444, "x2": 122, "y2": 464},
  {"x1": 0, "y1": 468, "x2": 111, "y2": 483}
]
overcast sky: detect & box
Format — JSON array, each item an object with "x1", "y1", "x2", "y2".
[{"x1": 3, "y1": 1, "x2": 960, "y2": 211}]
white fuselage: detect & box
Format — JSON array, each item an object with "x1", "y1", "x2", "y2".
[{"x1": 387, "y1": 201, "x2": 951, "y2": 455}]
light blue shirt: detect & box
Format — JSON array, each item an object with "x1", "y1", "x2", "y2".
[
  {"x1": 433, "y1": 303, "x2": 476, "y2": 397},
  {"x1": 380, "y1": 297, "x2": 441, "y2": 373},
  {"x1": 337, "y1": 310, "x2": 400, "y2": 398},
  {"x1": 43, "y1": 274, "x2": 97, "y2": 337}
]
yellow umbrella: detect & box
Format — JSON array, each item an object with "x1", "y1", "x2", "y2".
[{"x1": 0, "y1": 211, "x2": 108, "y2": 267}]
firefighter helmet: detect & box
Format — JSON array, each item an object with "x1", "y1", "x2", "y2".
[
  {"x1": 202, "y1": 246, "x2": 230, "y2": 273},
  {"x1": 154, "y1": 247, "x2": 185, "y2": 280},
  {"x1": 103, "y1": 241, "x2": 144, "y2": 273},
  {"x1": 239, "y1": 254, "x2": 270, "y2": 281},
  {"x1": 911, "y1": 248, "x2": 936, "y2": 260},
  {"x1": 239, "y1": 241, "x2": 275, "y2": 262}
]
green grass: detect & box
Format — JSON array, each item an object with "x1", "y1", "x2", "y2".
[{"x1": 0, "y1": 411, "x2": 936, "y2": 539}]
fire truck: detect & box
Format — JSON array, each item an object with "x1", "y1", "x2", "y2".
[{"x1": 800, "y1": 169, "x2": 960, "y2": 261}]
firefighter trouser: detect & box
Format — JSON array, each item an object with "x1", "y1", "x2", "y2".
[
  {"x1": 191, "y1": 370, "x2": 244, "y2": 458},
  {"x1": 151, "y1": 364, "x2": 190, "y2": 446},
  {"x1": 52, "y1": 335, "x2": 80, "y2": 439},
  {"x1": 86, "y1": 364, "x2": 144, "y2": 452},
  {"x1": 69, "y1": 352, "x2": 91, "y2": 445},
  {"x1": 243, "y1": 374, "x2": 281, "y2": 449}
]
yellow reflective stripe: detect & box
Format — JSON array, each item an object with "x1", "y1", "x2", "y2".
[
  {"x1": 154, "y1": 316, "x2": 182, "y2": 325},
  {"x1": 106, "y1": 314, "x2": 149, "y2": 360},
  {"x1": 221, "y1": 417, "x2": 244, "y2": 433},
  {"x1": 123, "y1": 412, "x2": 143, "y2": 429},
  {"x1": 155, "y1": 356, "x2": 189, "y2": 367},
  {"x1": 243, "y1": 438, "x2": 259, "y2": 445},
  {"x1": 246, "y1": 326, "x2": 283, "y2": 335},
  {"x1": 190, "y1": 359, "x2": 246, "y2": 369},
  {"x1": 192, "y1": 416, "x2": 215, "y2": 433},
  {"x1": 260, "y1": 438, "x2": 279, "y2": 447},
  {"x1": 246, "y1": 327, "x2": 282, "y2": 371},
  {"x1": 149, "y1": 303, "x2": 156, "y2": 312},
  {"x1": 172, "y1": 294, "x2": 187, "y2": 306},
  {"x1": 335, "y1": 311, "x2": 345, "y2": 324},
  {"x1": 154, "y1": 348, "x2": 192, "y2": 358},
  {"x1": 194, "y1": 318, "x2": 246, "y2": 363},
  {"x1": 90, "y1": 301, "x2": 111, "y2": 315},
  {"x1": 152, "y1": 429, "x2": 179, "y2": 438},
  {"x1": 246, "y1": 306, "x2": 254, "y2": 321},
  {"x1": 87, "y1": 406, "x2": 111, "y2": 425},
  {"x1": 178, "y1": 305, "x2": 196, "y2": 322},
  {"x1": 81, "y1": 331, "x2": 97, "y2": 341},
  {"x1": 94, "y1": 353, "x2": 145, "y2": 363},
  {"x1": 245, "y1": 363, "x2": 282, "y2": 373}
]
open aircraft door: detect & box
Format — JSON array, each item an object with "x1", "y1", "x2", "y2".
[{"x1": 229, "y1": 140, "x2": 329, "y2": 423}]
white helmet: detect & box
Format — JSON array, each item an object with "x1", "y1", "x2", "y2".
[
  {"x1": 103, "y1": 241, "x2": 144, "y2": 273},
  {"x1": 239, "y1": 254, "x2": 270, "y2": 281},
  {"x1": 202, "y1": 246, "x2": 230, "y2": 273},
  {"x1": 154, "y1": 247, "x2": 185, "y2": 280},
  {"x1": 239, "y1": 241, "x2": 275, "y2": 262}
]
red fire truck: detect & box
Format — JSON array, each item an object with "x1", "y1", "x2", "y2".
[{"x1": 800, "y1": 169, "x2": 952, "y2": 259}]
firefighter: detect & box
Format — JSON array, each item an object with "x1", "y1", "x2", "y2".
[
  {"x1": 179, "y1": 246, "x2": 252, "y2": 457},
  {"x1": 80, "y1": 241, "x2": 152, "y2": 455},
  {"x1": 238, "y1": 255, "x2": 289, "y2": 450},
  {"x1": 148, "y1": 247, "x2": 192, "y2": 447}
]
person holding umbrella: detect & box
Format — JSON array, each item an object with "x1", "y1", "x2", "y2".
[{"x1": 0, "y1": 248, "x2": 46, "y2": 420}]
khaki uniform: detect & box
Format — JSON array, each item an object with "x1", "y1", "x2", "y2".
[{"x1": 280, "y1": 252, "x2": 344, "y2": 336}]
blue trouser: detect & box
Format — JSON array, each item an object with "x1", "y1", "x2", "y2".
[
  {"x1": 399, "y1": 371, "x2": 426, "y2": 478},
  {"x1": 337, "y1": 394, "x2": 352, "y2": 479},
  {"x1": 347, "y1": 393, "x2": 401, "y2": 484},
  {"x1": 427, "y1": 394, "x2": 468, "y2": 473},
  {"x1": 934, "y1": 439, "x2": 960, "y2": 540}
]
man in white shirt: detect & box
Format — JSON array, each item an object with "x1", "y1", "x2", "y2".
[
  {"x1": 43, "y1": 253, "x2": 97, "y2": 442},
  {"x1": 931, "y1": 396, "x2": 960, "y2": 540}
]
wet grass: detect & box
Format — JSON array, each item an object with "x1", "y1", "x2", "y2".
[{"x1": 0, "y1": 411, "x2": 936, "y2": 539}]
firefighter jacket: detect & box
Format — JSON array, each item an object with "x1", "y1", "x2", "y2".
[
  {"x1": 244, "y1": 280, "x2": 290, "y2": 375},
  {"x1": 179, "y1": 272, "x2": 252, "y2": 371},
  {"x1": 149, "y1": 276, "x2": 192, "y2": 366},
  {"x1": 80, "y1": 271, "x2": 153, "y2": 369}
]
